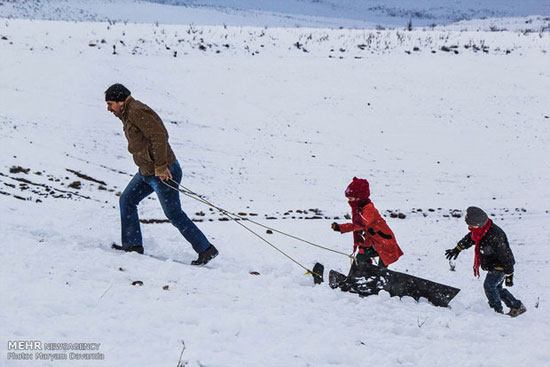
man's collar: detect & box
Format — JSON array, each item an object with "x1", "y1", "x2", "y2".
[{"x1": 120, "y1": 95, "x2": 134, "y2": 119}]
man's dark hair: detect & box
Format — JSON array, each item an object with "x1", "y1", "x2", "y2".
[{"x1": 105, "y1": 83, "x2": 131, "y2": 102}]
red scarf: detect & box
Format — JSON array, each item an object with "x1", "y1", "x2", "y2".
[
  {"x1": 349, "y1": 199, "x2": 371, "y2": 252},
  {"x1": 469, "y1": 219, "x2": 492, "y2": 277}
]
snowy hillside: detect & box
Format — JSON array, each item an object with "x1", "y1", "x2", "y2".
[
  {"x1": 1, "y1": 2, "x2": 550, "y2": 367},
  {"x1": 1, "y1": 0, "x2": 550, "y2": 28}
]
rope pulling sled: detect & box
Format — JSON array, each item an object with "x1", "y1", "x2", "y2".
[
  {"x1": 161, "y1": 179, "x2": 461, "y2": 307},
  {"x1": 162, "y1": 178, "x2": 356, "y2": 278}
]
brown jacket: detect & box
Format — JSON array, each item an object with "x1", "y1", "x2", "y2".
[{"x1": 120, "y1": 96, "x2": 176, "y2": 176}]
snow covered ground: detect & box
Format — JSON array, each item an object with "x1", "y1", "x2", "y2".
[
  {"x1": 2, "y1": 0, "x2": 550, "y2": 28},
  {"x1": 1, "y1": 1, "x2": 550, "y2": 366}
]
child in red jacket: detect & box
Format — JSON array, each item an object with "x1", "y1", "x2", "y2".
[{"x1": 332, "y1": 177, "x2": 403, "y2": 267}]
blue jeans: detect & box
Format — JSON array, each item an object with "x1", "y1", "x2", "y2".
[
  {"x1": 119, "y1": 160, "x2": 211, "y2": 254},
  {"x1": 483, "y1": 270, "x2": 522, "y2": 312}
]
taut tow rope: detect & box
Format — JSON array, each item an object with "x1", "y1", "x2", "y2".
[{"x1": 161, "y1": 178, "x2": 356, "y2": 275}]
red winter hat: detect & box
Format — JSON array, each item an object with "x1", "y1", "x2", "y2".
[{"x1": 345, "y1": 177, "x2": 370, "y2": 200}]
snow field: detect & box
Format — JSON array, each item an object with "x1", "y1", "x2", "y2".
[
  {"x1": 2, "y1": 200, "x2": 549, "y2": 366},
  {"x1": 1, "y1": 16, "x2": 549, "y2": 367}
]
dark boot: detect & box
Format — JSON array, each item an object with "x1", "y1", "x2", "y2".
[
  {"x1": 111, "y1": 243, "x2": 144, "y2": 254},
  {"x1": 191, "y1": 245, "x2": 218, "y2": 265},
  {"x1": 507, "y1": 303, "x2": 527, "y2": 317}
]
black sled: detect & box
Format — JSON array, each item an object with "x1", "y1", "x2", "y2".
[
  {"x1": 315, "y1": 262, "x2": 460, "y2": 308},
  {"x1": 311, "y1": 262, "x2": 325, "y2": 285}
]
